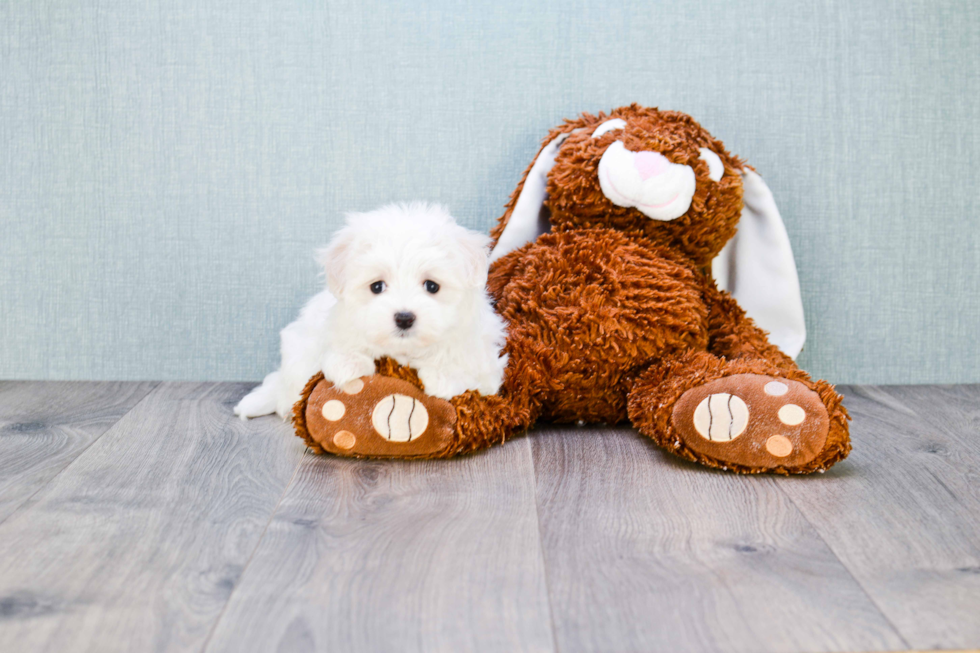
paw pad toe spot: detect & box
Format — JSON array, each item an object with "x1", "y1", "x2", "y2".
[
  {"x1": 333, "y1": 430, "x2": 356, "y2": 449},
  {"x1": 778, "y1": 404, "x2": 806, "y2": 426},
  {"x1": 341, "y1": 379, "x2": 364, "y2": 395},
  {"x1": 321, "y1": 400, "x2": 346, "y2": 421},
  {"x1": 764, "y1": 381, "x2": 789, "y2": 396},
  {"x1": 766, "y1": 435, "x2": 794, "y2": 457}
]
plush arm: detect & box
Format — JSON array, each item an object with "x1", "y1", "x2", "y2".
[
  {"x1": 702, "y1": 276, "x2": 799, "y2": 373},
  {"x1": 486, "y1": 249, "x2": 527, "y2": 304}
]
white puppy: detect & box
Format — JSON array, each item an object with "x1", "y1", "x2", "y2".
[{"x1": 234, "y1": 203, "x2": 508, "y2": 420}]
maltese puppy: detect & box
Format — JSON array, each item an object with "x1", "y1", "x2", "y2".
[{"x1": 234, "y1": 203, "x2": 508, "y2": 420}]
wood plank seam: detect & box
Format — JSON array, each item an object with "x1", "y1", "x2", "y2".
[
  {"x1": 774, "y1": 480, "x2": 913, "y2": 652},
  {"x1": 200, "y1": 448, "x2": 311, "y2": 652},
  {"x1": 525, "y1": 435, "x2": 561, "y2": 653},
  {"x1": 0, "y1": 382, "x2": 310, "y2": 651},
  {"x1": 527, "y1": 423, "x2": 912, "y2": 652},
  {"x1": 0, "y1": 381, "x2": 160, "y2": 530},
  {"x1": 777, "y1": 384, "x2": 980, "y2": 649}
]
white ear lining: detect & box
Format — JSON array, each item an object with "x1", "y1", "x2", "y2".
[
  {"x1": 712, "y1": 170, "x2": 806, "y2": 358},
  {"x1": 488, "y1": 132, "x2": 571, "y2": 264},
  {"x1": 592, "y1": 118, "x2": 626, "y2": 138},
  {"x1": 698, "y1": 148, "x2": 724, "y2": 182}
]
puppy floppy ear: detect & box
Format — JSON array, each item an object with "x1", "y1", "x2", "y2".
[
  {"x1": 316, "y1": 225, "x2": 358, "y2": 298},
  {"x1": 451, "y1": 227, "x2": 492, "y2": 289},
  {"x1": 712, "y1": 169, "x2": 806, "y2": 358}
]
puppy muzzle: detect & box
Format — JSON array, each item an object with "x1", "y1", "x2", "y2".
[{"x1": 394, "y1": 311, "x2": 416, "y2": 330}]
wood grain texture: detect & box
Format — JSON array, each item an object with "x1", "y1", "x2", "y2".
[
  {"x1": 779, "y1": 385, "x2": 980, "y2": 651},
  {"x1": 204, "y1": 438, "x2": 554, "y2": 653},
  {"x1": 2, "y1": 381, "x2": 980, "y2": 653},
  {"x1": 530, "y1": 425, "x2": 907, "y2": 653},
  {"x1": 884, "y1": 384, "x2": 980, "y2": 456},
  {"x1": 0, "y1": 381, "x2": 158, "y2": 523},
  {"x1": 0, "y1": 382, "x2": 306, "y2": 653}
]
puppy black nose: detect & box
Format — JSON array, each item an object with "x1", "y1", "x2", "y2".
[{"x1": 394, "y1": 311, "x2": 416, "y2": 330}]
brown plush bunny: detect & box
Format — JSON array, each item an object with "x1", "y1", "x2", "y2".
[{"x1": 294, "y1": 105, "x2": 851, "y2": 474}]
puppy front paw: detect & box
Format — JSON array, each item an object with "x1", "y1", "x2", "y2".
[
  {"x1": 416, "y1": 370, "x2": 467, "y2": 400},
  {"x1": 322, "y1": 352, "x2": 376, "y2": 390}
]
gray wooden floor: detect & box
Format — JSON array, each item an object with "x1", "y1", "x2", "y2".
[{"x1": 0, "y1": 382, "x2": 978, "y2": 653}]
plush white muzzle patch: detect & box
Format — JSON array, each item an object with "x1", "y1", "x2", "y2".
[{"x1": 597, "y1": 141, "x2": 696, "y2": 221}]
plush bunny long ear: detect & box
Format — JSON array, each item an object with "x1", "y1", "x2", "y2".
[
  {"x1": 488, "y1": 132, "x2": 571, "y2": 264},
  {"x1": 712, "y1": 170, "x2": 807, "y2": 359}
]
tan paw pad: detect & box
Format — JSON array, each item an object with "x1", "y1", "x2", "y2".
[
  {"x1": 672, "y1": 374, "x2": 830, "y2": 471},
  {"x1": 302, "y1": 375, "x2": 456, "y2": 458}
]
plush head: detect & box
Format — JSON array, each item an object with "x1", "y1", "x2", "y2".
[
  {"x1": 491, "y1": 105, "x2": 747, "y2": 267},
  {"x1": 319, "y1": 202, "x2": 492, "y2": 357},
  {"x1": 489, "y1": 104, "x2": 808, "y2": 359}
]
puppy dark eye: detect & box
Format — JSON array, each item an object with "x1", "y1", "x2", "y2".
[
  {"x1": 370, "y1": 281, "x2": 386, "y2": 294},
  {"x1": 424, "y1": 280, "x2": 440, "y2": 294}
]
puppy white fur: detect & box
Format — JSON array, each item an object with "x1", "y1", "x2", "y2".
[{"x1": 234, "y1": 203, "x2": 508, "y2": 420}]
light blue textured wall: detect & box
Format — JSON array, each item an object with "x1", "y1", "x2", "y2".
[{"x1": 1, "y1": 0, "x2": 978, "y2": 383}]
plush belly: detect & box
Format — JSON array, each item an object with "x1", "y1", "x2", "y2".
[{"x1": 493, "y1": 228, "x2": 709, "y2": 423}]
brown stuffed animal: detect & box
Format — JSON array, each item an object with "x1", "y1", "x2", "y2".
[{"x1": 294, "y1": 105, "x2": 851, "y2": 474}]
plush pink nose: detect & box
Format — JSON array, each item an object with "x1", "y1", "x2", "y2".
[{"x1": 633, "y1": 151, "x2": 670, "y2": 180}]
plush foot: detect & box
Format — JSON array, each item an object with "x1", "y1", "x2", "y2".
[
  {"x1": 670, "y1": 374, "x2": 833, "y2": 473},
  {"x1": 293, "y1": 373, "x2": 457, "y2": 458}
]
